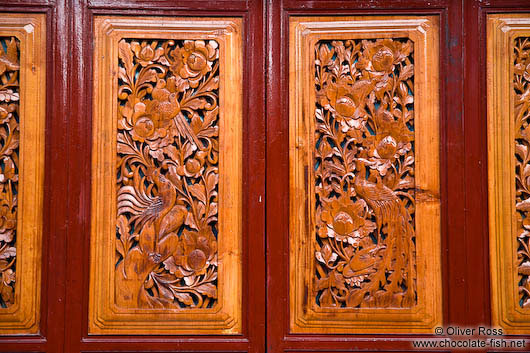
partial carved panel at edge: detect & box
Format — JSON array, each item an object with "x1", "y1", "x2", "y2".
[
  {"x1": 0, "y1": 35, "x2": 20, "y2": 311},
  {"x1": 488, "y1": 14, "x2": 530, "y2": 334},
  {"x1": 0, "y1": 14, "x2": 45, "y2": 335},
  {"x1": 90, "y1": 16, "x2": 242, "y2": 335},
  {"x1": 290, "y1": 16, "x2": 441, "y2": 334}
]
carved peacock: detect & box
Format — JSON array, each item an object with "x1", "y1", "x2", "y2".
[
  {"x1": 352, "y1": 158, "x2": 416, "y2": 307},
  {"x1": 117, "y1": 169, "x2": 186, "y2": 260}
]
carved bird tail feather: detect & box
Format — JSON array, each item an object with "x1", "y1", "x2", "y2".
[
  {"x1": 174, "y1": 112, "x2": 201, "y2": 148},
  {"x1": 353, "y1": 178, "x2": 416, "y2": 306},
  {"x1": 117, "y1": 184, "x2": 159, "y2": 230}
]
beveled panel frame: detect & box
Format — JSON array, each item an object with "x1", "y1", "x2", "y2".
[
  {"x1": 488, "y1": 13, "x2": 530, "y2": 334},
  {"x1": 90, "y1": 16, "x2": 243, "y2": 335},
  {"x1": 289, "y1": 15, "x2": 441, "y2": 334},
  {"x1": 0, "y1": 13, "x2": 46, "y2": 335}
]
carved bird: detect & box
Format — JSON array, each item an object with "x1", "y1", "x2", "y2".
[
  {"x1": 118, "y1": 170, "x2": 186, "y2": 259},
  {"x1": 152, "y1": 80, "x2": 201, "y2": 147},
  {"x1": 352, "y1": 158, "x2": 416, "y2": 306}
]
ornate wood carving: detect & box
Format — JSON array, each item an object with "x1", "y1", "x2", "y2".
[
  {"x1": 90, "y1": 16, "x2": 242, "y2": 335},
  {"x1": 314, "y1": 38, "x2": 417, "y2": 309},
  {"x1": 290, "y1": 16, "x2": 441, "y2": 333},
  {"x1": 515, "y1": 37, "x2": 530, "y2": 310},
  {"x1": 0, "y1": 14, "x2": 45, "y2": 335},
  {"x1": 115, "y1": 38, "x2": 220, "y2": 310},
  {"x1": 488, "y1": 14, "x2": 530, "y2": 334},
  {"x1": 0, "y1": 36, "x2": 20, "y2": 310}
]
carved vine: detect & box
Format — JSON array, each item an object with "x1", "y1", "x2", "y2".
[
  {"x1": 313, "y1": 39, "x2": 417, "y2": 308},
  {"x1": 0, "y1": 37, "x2": 19, "y2": 309},
  {"x1": 116, "y1": 39, "x2": 219, "y2": 309},
  {"x1": 514, "y1": 37, "x2": 530, "y2": 308}
]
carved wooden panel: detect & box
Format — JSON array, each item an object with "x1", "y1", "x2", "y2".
[
  {"x1": 0, "y1": 14, "x2": 45, "y2": 335},
  {"x1": 488, "y1": 14, "x2": 530, "y2": 334},
  {"x1": 90, "y1": 16, "x2": 242, "y2": 335},
  {"x1": 290, "y1": 16, "x2": 441, "y2": 333}
]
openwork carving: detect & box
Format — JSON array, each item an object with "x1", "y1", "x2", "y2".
[
  {"x1": 314, "y1": 39, "x2": 416, "y2": 308},
  {"x1": 0, "y1": 37, "x2": 19, "y2": 309},
  {"x1": 514, "y1": 37, "x2": 530, "y2": 309},
  {"x1": 116, "y1": 38, "x2": 219, "y2": 309}
]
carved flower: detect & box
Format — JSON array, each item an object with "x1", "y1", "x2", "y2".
[
  {"x1": 366, "y1": 109, "x2": 414, "y2": 175},
  {"x1": 173, "y1": 228, "x2": 217, "y2": 276},
  {"x1": 131, "y1": 41, "x2": 164, "y2": 67},
  {"x1": 170, "y1": 40, "x2": 218, "y2": 88},
  {"x1": 120, "y1": 79, "x2": 185, "y2": 149},
  {"x1": 358, "y1": 39, "x2": 412, "y2": 74},
  {"x1": 320, "y1": 79, "x2": 374, "y2": 131},
  {"x1": 318, "y1": 196, "x2": 375, "y2": 246}
]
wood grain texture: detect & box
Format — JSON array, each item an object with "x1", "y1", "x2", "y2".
[
  {"x1": 90, "y1": 16, "x2": 242, "y2": 335},
  {"x1": 0, "y1": 13, "x2": 45, "y2": 336},
  {"x1": 488, "y1": 13, "x2": 530, "y2": 334},
  {"x1": 289, "y1": 15, "x2": 441, "y2": 334}
]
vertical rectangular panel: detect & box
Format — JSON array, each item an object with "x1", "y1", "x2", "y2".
[
  {"x1": 90, "y1": 16, "x2": 242, "y2": 334},
  {"x1": 289, "y1": 15, "x2": 441, "y2": 333},
  {"x1": 0, "y1": 14, "x2": 45, "y2": 335},
  {"x1": 488, "y1": 13, "x2": 530, "y2": 334}
]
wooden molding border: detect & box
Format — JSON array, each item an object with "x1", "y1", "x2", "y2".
[
  {"x1": 0, "y1": 13, "x2": 45, "y2": 335},
  {"x1": 90, "y1": 16, "x2": 243, "y2": 335},
  {"x1": 289, "y1": 15, "x2": 441, "y2": 334},
  {"x1": 488, "y1": 13, "x2": 530, "y2": 334}
]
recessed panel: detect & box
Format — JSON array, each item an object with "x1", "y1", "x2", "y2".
[
  {"x1": 0, "y1": 13, "x2": 45, "y2": 335},
  {"x1": 488, "y1": 13, "x2": 530, "y2": 334},
  {"x1": 90, "y1": 16, "x2": 242, "y2": 335},
  {"x1": 290, "y1": 15, "x2": 441, "y2": 333}
]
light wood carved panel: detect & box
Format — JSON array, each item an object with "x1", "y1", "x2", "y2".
[
  {"x1": 488, "y1": 14, "x2": 530, "y2": 334},
  {"x1": 290, "y1": 16, "x2": 441, "y2": 334},
  {"x1": 90, "y1": 16, "x2": 242, "y2": 335},
  {"x1": 0, "y1": 13, "x2": 45, "y2": 335}
]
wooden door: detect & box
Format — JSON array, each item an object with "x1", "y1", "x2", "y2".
[
  {"x1": 266, "y1": 0, "x2": 530, "y2": 352},
  {"x1": 0, "y1": 0, "x2": 530, "y2": 352},
  {"x1": 0, "y1": 0, "x2": 266, "y2": 351}
]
